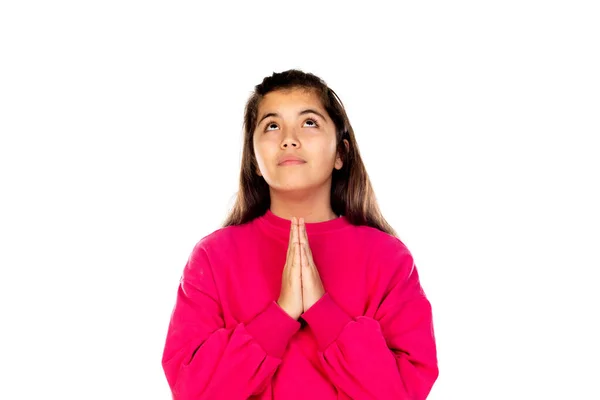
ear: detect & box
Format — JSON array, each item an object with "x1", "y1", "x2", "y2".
[{"x1": 334, "y1": 139, "x2": 349, "y2": 170}]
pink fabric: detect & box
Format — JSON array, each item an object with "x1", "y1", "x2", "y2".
[{"x1": 162, "y1": 209, "x2": 438, "y2": 399}]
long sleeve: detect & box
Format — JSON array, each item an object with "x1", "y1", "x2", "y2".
[
  {"x1": 300, "y1": 249, "x2": 438, "y2": 400},
  {"x1": 161, "y1": 244, "x2": 301, "y2": 399}
]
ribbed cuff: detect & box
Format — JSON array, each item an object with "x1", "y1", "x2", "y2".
[
  {"x1": 244, "y1": 301, "x2": 301, "y2": 359},
  {"x1": 300, "y1": 292, "x2": 353, "y2": 351}
]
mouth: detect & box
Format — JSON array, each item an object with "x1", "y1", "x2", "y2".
[{"x1": 279, "y1": 160, "x2": 307, "y2": 166}]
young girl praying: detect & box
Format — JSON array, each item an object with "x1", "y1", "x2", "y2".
[{"x1": 162, "y1": 69, "x2": 439, "y2": 399}]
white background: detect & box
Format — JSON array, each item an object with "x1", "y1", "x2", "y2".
[{"x1": 1, "y1": 1, "x2": 598, "y2": 399}]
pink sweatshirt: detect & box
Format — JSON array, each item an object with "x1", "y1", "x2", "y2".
[{"x1": 162, "y1": 209, "x2": 438, "y2": 399}]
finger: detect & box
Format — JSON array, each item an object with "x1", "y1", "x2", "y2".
[
  {"x1": 297, "y1": 241, "x2": 303, "y2": 283},
  {"x1": 302, "y1": 218, "x2": 311, "y2": 253},
  {"x1": 301, "y1": 244, "x2": 316, "y2": 283},
  {"x1": 301, "y1": 218, "x2": 307, "y2": 242},
  {"x1": 294, "y1": 237, "x2": 301, "y2": 270},
  {"x1": 303, "y1": 243, "x2": 312, "y2": 274},
  {"x1": 298, "y1": 234, "x2": 304, "y2": 269},
  {"x1": 296, "y1": 217, "x2": 303, "y2": 246},
  {"x1": 301, "y1": 243, "x2": 309, "y2": 270},
  {"x1": 298, "y1": 218, "x2": 309, "y2": 266},
  {"x1": 286, "y1": 216, "x2": 295, "y2": 261},
  {"x1": 299, "y1": 218, "x2": 313, "y2": 264},
  {"x1": 293, "y1": 217, "x2": 301, "y2": 270},
  {"x1": 293, "y1": 216, "x2": 299, "y2": 245}
]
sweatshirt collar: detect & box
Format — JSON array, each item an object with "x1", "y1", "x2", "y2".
[{"x1": 258, "y1": 208, "x2": 351, "y2": 235}]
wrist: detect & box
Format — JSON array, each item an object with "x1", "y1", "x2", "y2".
[{"x1": 277, "y1": 300, "x2": 300, "y2": 320}]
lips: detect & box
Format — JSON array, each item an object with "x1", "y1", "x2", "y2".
[
  {"x1": 279, "y1": 160, "x2": 306, "y2": 166},
  {"x1": 278, "y1": 155, "x2": 306, "y2": 165}
]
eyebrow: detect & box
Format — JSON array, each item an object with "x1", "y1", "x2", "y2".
[{"x1": 257, "y1": 109, "x2": 328, "y2": 126}]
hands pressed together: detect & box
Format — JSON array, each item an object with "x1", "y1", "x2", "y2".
[{"x1": 277, "y1": 217, "x2": 325, "y2": 320}]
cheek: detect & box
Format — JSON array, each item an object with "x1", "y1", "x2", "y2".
[
  {"x1": 314, "y1": 140, "x2": 338, "y2": 164},
  {"x1": 254, "y1": 141, "x2": 277, "y2": 167},
  {"x1": 253, "y1": 141, "x2": 266, "y2": 168}
]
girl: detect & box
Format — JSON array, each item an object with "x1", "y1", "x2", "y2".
[{"x1": 162, "y1": 69, "x2": 439, "y2": 399}]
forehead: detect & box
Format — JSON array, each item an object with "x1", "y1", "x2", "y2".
[{"x1": 258, "y1": 88, "x2": 324, "y2": 112}]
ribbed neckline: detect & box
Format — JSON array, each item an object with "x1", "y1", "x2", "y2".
[{"x1": 258, "y1": 208, "x2": 351, "y2": 235}]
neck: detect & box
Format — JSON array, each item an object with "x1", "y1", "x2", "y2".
[{"x1": 269, "y1": 186, "x2": 338, "y2": 223}]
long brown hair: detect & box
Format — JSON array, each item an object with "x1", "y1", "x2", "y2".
[{"x1": 221, "y1": 69, "x2": 398, "y2": 237}]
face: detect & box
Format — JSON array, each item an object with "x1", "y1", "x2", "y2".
[{"x1": 253, "y1": 88, "x2": 346, "y2": 193}]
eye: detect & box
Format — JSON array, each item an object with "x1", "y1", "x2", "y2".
[
  {"x1": 263, "y1": 118, "x2": 320, "y2": 132},
  {"x1": 303, "y1": 118, "x2": 319, "y2": 128},
  {"x1": 265, "y1": 121, "x2": 279, "y2": 131}
]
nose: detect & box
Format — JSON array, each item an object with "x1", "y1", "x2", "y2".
[{"x1": 281, "y1": 129, "x2": 299, "y2": 148}]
